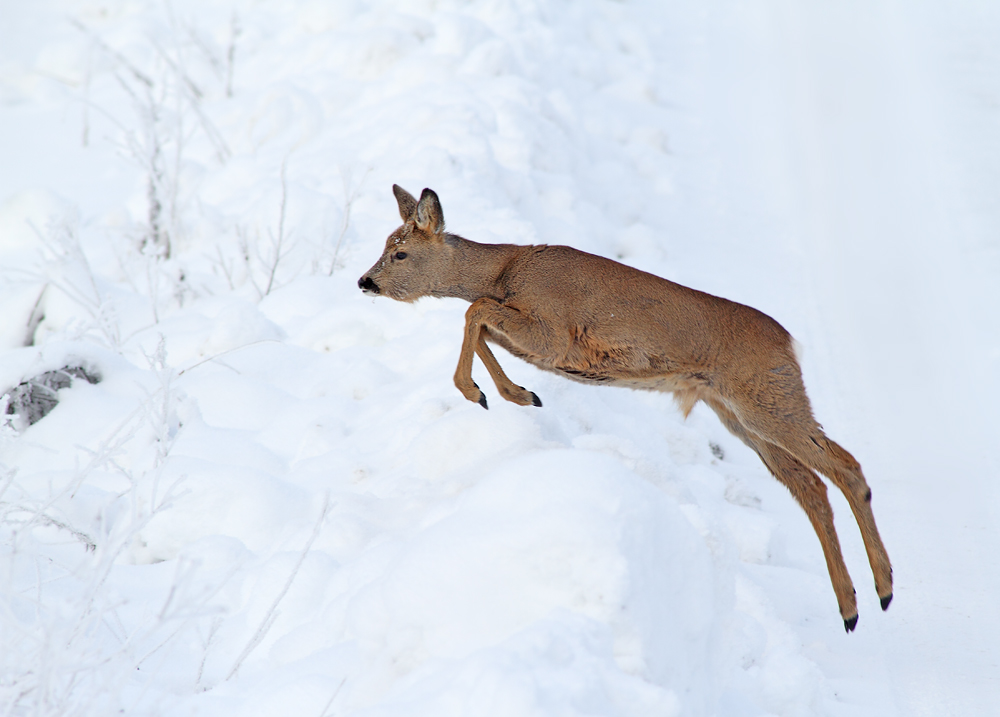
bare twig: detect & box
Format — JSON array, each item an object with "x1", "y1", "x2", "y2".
[
  {"x1": 150, "y1": 38, "x2": 231, "y2": 161},
  {"x1": 233, "y1": 225, "x2": 262, "y2": 296},
  {"x1": 114, "y1": 72, "x2": 171, "y2": 260},
  {"x1": 0, "y1": 505, "x2": 97, "y2": 551},
  {"x1": 133, "y1": 556, "x2": 241, "y2": 675},
  {"x1": 226, "y1": 13, "x2": 240, "y2": 98},
  {"x1": 226, "y1": 494, "x2": 331, "y2": 681},
  {"x1": 71, "y1": 18, "x2": 154, "y2": 88},
  {"x1": 184, "y1": 29, "x2": 221, "y2": 80},
  {"x1": 0, "y1": 465, "x2": 18, "y2": 506},
  {"x1": 264, "y1": 159, "x2": 292, "y2": 296},
  {"x1": 23, "y1": 284, "x2": 47, "y2": 347},
  {"x1": 212, "y1": 244, "x2": 236, "y2": 290},
  {"x1": 195, "y1": 617, "x2": 224, "y2": 690},
  {"x1": 175, "y1": 338, "x2": 282, "y2": 377},
  {"x1": 328, "y1": 167, "x2": 370, "y2": 276},
  {"x1": 32, "y1": 217, "x2": 123, "y2": 350},
  {"x1": 81, "y1": 41, "x2": 95, "y2": 147},
  {"x1": 319, "y1": 676, "x2": 348, "y2": 717}
]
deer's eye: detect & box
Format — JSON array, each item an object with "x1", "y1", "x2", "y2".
[{"x1": 395, "y1": 251, "x2": 408, "y2": 260}]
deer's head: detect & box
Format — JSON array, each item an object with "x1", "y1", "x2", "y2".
[{"x1": 358, "y1": 185, "x2": 452, "y2": 303}]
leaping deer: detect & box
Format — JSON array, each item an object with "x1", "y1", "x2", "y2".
[{"x1": 359, "y1": 185, "x2": 893, "y2": 631}]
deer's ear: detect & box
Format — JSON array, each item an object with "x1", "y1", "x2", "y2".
[
  {"x1": 393, "y1": 184, "x2": 418, "y2": 222},
  {"x1": 415, "y1": 188, "x2": 444, "y2": 235}
]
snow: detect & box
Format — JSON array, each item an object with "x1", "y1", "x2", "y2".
[{"x1": 2, "y1": 0, "x2": 998, "y2": 715}]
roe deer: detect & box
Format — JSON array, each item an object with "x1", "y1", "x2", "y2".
[{"x1": 359, "y1": 185, "x2": 892, "y2": 631}]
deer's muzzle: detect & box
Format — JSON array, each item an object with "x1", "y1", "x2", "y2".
[{"x1": 358, "y1": 276, "x2": 380, "y2": 295}]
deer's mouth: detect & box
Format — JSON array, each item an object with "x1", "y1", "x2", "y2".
[{"x1": 358, "y1": 276, "x2": 380, "y2": 295}]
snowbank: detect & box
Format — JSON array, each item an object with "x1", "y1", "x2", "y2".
[{"x1": 3, "y1": 0, "x2": 998, "y2": 715}]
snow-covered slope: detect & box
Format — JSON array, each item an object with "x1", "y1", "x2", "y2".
[{"x1": 2, "y1": 1, "x2": 997, "y2": 715}]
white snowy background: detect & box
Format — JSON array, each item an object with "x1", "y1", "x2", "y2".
[{"x1": 1, "y1": 0, "x2": 998, "y2": 715}]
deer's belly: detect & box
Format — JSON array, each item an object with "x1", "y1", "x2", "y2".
[{"x1": 483, "y1": 328, "x2": 702, "y2": 391}]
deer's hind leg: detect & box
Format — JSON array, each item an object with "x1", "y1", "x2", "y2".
[
  {"x1": 778, "y1": 430, "x2": 893, "y2": 612},
  {"x1": 729, "y1": 372, "x2": 893, "y2": 614},
  {"x1": 755, "y1": 441, "x2": 862, "y2": 630},
  {"x1": 455, "y1": 298, "x2": 544, "y2": 409},
  {"x1": 705, "y1": 397, "x2": 860, "y2": 630}
]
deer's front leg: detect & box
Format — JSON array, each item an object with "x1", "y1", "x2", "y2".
[{"x1": 455, "y1": 298, "x2": 543, "y2": 409}]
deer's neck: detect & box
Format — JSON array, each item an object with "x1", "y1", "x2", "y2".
[{"x1": 433, "y1": 236, "x2": 521, "y2": 303}]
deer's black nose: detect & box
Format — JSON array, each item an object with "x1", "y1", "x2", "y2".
[{"x1": 358, "y1": 276, "x2": 379, "y2": 294}]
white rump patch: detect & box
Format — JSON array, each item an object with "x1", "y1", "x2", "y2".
[{"x1": 791, "y1": 338, "x2": 805, "y2": 364}]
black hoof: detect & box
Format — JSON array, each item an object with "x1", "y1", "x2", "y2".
[
  {"x1": 844, "y1": 615, "x2": 858, "y2": 633},
  {"x1": 880, "y1": 593, "x2": 893, "y2": 611},
  {"x1": 531, "y1": 392, "x2": 542, "y2": 407},
  {"x1": 478, "y1": 392, "x2": 488, "y2": 410}
]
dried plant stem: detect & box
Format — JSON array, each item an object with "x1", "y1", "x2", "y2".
[
  {"x1": 226, "y1": 13, "x2": 240, "y2": 98},
  {"x1": 264, "y1": 159, "x2": 290, "y2": 296},
  {"x1": 318, "y1": 676, "x2": 348, "y2": 717},
  {"x1": 328, "y1": 168, "x2": 369, "y2": 276},
  {"x1": 226, "y1": 494, "x2": 331, "y2": 681}
]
